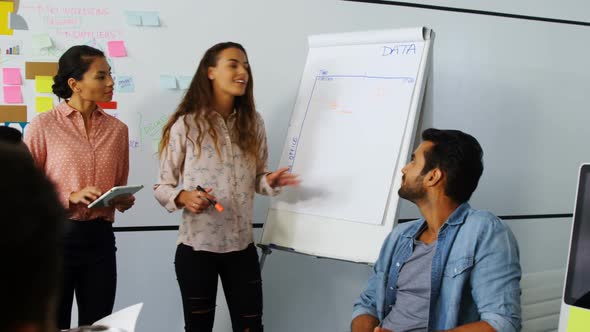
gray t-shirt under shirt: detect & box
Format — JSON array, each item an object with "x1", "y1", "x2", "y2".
[{"x1": 381, "y1": 239, "x2": 437, "y2": 332}]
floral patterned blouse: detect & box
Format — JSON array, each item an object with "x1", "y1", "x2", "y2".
[{"x1": 154, "y1": 110, "x2": 279, "y2": 253}]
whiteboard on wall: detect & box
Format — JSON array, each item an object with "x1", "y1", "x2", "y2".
[{"x1": 260, "y1": 27, "x2": 433, "y2": 264}]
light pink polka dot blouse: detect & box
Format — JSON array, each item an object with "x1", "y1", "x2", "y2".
[{"x1": 24, "y1": 101, "x2": 129, "y2": 222}]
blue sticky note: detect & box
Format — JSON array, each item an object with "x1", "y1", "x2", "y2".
[
  {"x1": 116, "y1": 76, "x2": 135, "y2": 93},
  {"x1": 124, "y1": 12, "x2": 142, "y2": 26},
  {"x1": 141, "y1": 12, "x2": 160, "y2": 26},
  {"x1": 160, "y1": 75, "x2": 177, "y2": 89},
  {"x1": 177, "y1": 76, "x2": 192, "y2": 90}
]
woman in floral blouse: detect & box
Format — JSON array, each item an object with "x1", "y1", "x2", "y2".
[{"x1": 154, "y1": 42, "x2": 299, "y2": 332}]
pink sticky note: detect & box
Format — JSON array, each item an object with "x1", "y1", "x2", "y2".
[
  {"x1": 3, "y1": 86, "x2": 23, "y2": 103},
  {"x1": 107, "y1": 41, "x2": 127, "y2": 57},
  {"x1": 3, "y1": 68, "x2": 22, "y2": 85}
]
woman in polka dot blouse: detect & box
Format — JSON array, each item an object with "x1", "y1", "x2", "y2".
[{"x1": 24, "y1": 45, "x2": 135, "y2": 330}]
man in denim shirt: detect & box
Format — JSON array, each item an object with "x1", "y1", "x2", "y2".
[{"x1": 352, "y1": 129, "x2": 521, "y2": 332}]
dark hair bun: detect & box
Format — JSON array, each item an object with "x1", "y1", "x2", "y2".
[
  {"x1": 53, "y1": 45, "x2": 105, "y2": 100},
  {"x1": 52, "y1": 74, "x2": 72, "y2": 99}
]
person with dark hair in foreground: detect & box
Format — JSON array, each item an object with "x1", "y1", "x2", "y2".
[
  {"x1": 0, "y1": 125, "x2": 22, "y2": 143},
  {"x1": 0, "y1": 143, "x2": 65, "y2": 332},
  {"x1": 0, "y1": 125, "x2": 28, "y2": 152},
  {"x1": 352, "y1": 129, "x2": 522, "y2": 332}
]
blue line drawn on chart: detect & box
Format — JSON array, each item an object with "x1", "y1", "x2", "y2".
[{"x1": 288, "y1": 72, "x2": 416, "y2": 172}]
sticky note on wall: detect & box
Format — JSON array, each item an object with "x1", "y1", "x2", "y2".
[
  {"x1": 97, "y1": 101, "x2": 117, "y2": 109},
  {"x1": 3, "y1": 85, "x2": 22, "y2": 103},
  {"x1": 0, "y1": 105, "x2": 27, "y2": 122},
  {"x1": 125, "y1": 12, "x2": 142, "y2": 26},
  {"x1": 177, "y1": 76, "x2": 192, "y2": 90},
  {"x1": 0, "y1": 1, "x2": 14, "y2": 35},
  {"x1": 31, "y1": 33, "x2": 53, "y2": 49},
  {"x1": 141, "y1": 12, "x2": 160, "y2": 26},
  {"x1": 107, "y1": 41, "x2": 127, "y2": 57},
  {"x1": 2, "y1": 68, "x2": 21, "y2": 85},
  {"x1": 35, "y1": 76, "x2": 53, "y2": 93},
  {"x1": 160, "y1": 75, "x2": 177, "y2": 89},
  {"x1": 25, "y1": 62, "x2": 58, "y2": 79},
  {"x1": 35, "y1": 97, "x2": 53, "y2": 113},
  {"x1": 115, "y1": 76, "x2": 135, "y2": 93},
  {"x1": 124, "y1": 11, "x2": 160, "y2": 27}
]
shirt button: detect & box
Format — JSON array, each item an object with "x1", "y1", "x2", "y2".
[
  {"x1": 396, "y1": 262, "x2": 400, "y2": 267},
  {"x1": 390, "y1": 286, "x2": 394, "y2": 290},
  {"x1": 454, "y1": 268, "x2": 458, "y2": 273}
]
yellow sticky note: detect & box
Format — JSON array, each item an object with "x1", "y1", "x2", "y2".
[
  {"x1": 0, "y1": 1, "x2": 14, "y2": 35},
  {"x1": 568, "y1": 306, "x2": 590, "y2": 331},
  {"x1": 35, "y1": 76, "x2": 53, "y2": 93},
  {"x1": 35, "y1": 97, "x2": 54, "y2": 113}
]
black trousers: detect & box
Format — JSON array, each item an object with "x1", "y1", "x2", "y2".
[
  {"x1": 57, "y1": 219, "x2": 117, "y2": 329},
  {"x1": 175, "y1": 243, "x2": 264, "y2": 332}
]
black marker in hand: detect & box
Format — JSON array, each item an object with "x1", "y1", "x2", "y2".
[{"x1": 197, "y1": 185, "x2": 224, "y2": 212}]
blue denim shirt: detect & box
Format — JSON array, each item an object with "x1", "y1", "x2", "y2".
[{"x1": 352, "y1": 203, "x2": 522, "y2": 331}]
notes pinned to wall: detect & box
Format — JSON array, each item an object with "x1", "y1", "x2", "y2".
[
  {"x1": 35, "y1": 76, "x2": 53, "y2": 93},
  {"x1": 31, "y1": 33, "x2": 53, "y2": 49},
  {"x1": 115, "y1": 76, "x2": 135, "y2": 93},
  {"x1": 124, "y1": 11, "x2": 160, "y2": 27},
  {"x1": 2, "y1": 68, "x2": 22, "y2": 85},
  {"x1": 0, "y1": 1, "x2": 14, "y2": 35},
  {"x1": 177, "y1": 76, "x2": 192, "y2": 90},
  {"x1": 35, "y1": 97, "x2": 53, "y2": 113},
  {"x1": 125, "y1": 12, "x2": 142, "y2": 26},
  {"x1": 25, "y1": 62, "x2": 58, "y2": 80},
  {"x1": 3, "y1": 86, "x2": 23, "y2": 103},
  {"x1": 159, "y1": 75, "x2": 177, "y2": 89},
  {"x1": 97, "y1": 101, "x2": 118, "y2": 109},
  {"x1": 0, "y1": 105, "x2": 27, "y2": 122},
  {"x1": 107, "y1": 41, "x2": 127, "y2": 57},
  {"x1": 141, "y1": 12, "x2": 160, "y2": 26}
]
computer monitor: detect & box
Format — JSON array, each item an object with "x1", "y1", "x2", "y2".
[{"x1": 564, "y1": 164, "x2": 590, "y2": 309}]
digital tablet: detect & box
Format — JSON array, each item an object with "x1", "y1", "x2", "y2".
[{"x1": 88, "y1": 185, "x2": 144, "y2": 209}]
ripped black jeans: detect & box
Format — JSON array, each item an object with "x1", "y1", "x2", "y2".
[{"x1": 175, "y1": 243, "x2": 263, "y2": 332}]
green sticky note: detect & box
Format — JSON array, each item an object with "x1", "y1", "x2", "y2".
[
  {"x1": 35, "y1": 97, "x2": 53, "y2": 113},
  {"x1": 568, "y1": 306, "x2": 590, "y2": 331},
  {"x1": 32, "y1": 33, "x2": 53, "y2": 49},
  {"x1": 35, "y1": 76, "x2": 53, "y2": 93}
]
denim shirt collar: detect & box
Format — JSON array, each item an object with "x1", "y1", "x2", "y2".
[{"x1": 400, "y1": 202, "x2": 472, "y2": 239}]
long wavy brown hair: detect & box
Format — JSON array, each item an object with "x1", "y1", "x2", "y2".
[{"x1": 158, "y1": 42, "x2": 259, "y2": 160}]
